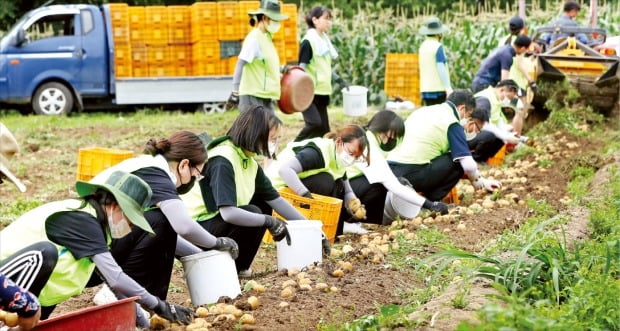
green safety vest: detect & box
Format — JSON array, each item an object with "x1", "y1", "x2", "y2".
[
  {"x1": 239, "y1": 28, "x2": 281, "y2": 100},
  {"x1": 498, "y1": 34, "x2": 528, "y2": 89},
  {"x1": 266, "y1": 138, "x2": 345, "y2": 189},
  {"x1": 419, "y1": 37, "x2": 450, "y2": 93},
  {"x1": 302, "y1": 33, "x2": 332, "y2": 95},
  {"x1": 475, "y1": 86, "x2": 507, "y2": 127},
  {"x1": 182, "y1": 138, "x2": 259, "y2": 221},
  {"x1": 346, "y1": 130, "x2": 382, "y2": 179},
  {"x1": 387, "y1": 103, "x2": 459, "y2": 164},
  {"x1": 0, "y1": 199, "x2": 105, "y2": 306}
]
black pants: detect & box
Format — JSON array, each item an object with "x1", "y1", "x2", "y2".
[
  {"x1": 349, "y1": 175, "x2": 387, "y2": 224},
  {"x1": 0, "y1": 241, "x2": 58, "y2": 296},
  {"x1": 390, "y1": 153, "x2": 464, "y2": 201},
  {"x1": 199, "y1": 205, "x2": 267, "y2": 272},
  {"x1": 299, "y1": 172, "x2": 348, "y2": 237},
  {"x1": 110, "y1": 209, "x2": 177, "y2": 300},
  {"x1": 422, "y1": 92, "x2": 447, "y2": 106},
  {"x1": 295, "y1": 94, "x2": 331, "y2": 142},
  {"x1": 468, "y1": 131, "x2": 505, "y2": 163}
]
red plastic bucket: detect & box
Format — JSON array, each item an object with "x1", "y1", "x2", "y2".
[{"x1": 278, "y1": 66, "x2": 315, "y2": 114}]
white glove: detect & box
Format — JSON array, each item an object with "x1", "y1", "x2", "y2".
[
  {"x1": 503, "y1": 132, "x2": 520, "y2": 144},
  {"x1": 473, "y1": 177, "x2": 502, "y2": 192}
]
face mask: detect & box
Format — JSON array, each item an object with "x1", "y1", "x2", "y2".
[
  {"x1": 177, "y1": 176, "x2": 196, "y2": 195},
  {"x1": 337, "y1": 151, "x2": 356, "y2": 167},
  {"x1": 267, "y1": 20, "x2": 281, "y2": 34},
  {"x1": 107, "y1": 209, "x2": 132, "y2": 239},
  {"x1": 268, "y1": 141, "x2": 277, "y2": 156},
  {"x1": 380, "y1": 138, "x2": 398, "y2": 151},
  {"x1": 502, "y1": 97, "x2": 511, "y2": 106}
]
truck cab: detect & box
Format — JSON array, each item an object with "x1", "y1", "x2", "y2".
[{"x1": 0, "y1": 4, "x2": 108, "y2": 115}]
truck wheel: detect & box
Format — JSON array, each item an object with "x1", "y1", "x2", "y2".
[{"x1": 32, "y1": 82, "x2": 73, "y2": 116}]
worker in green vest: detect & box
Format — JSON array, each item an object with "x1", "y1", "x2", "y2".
[
  {"x1": 294, "y1": 6, "x2": 348, "y2": 141},
  {"x1": 182, "y1": 105, "x2": 321, "y2": 277},
  {"x1": 474, "y1": 79, "x2": 522, "y2": 145},
  {"x1": 418, "y1": 17, "x2": 453, "y2": 106},
  {"x1": 347, "y1": 110, "x2": 450, "y2": 225},
  {"x1": 0, "y1": 171, "x2": 194, "y2": 326},
  {"x1": 226, "y1": 0, "x2": 288, "y2": 113},
  {"x1": 266, "y1": 125, "x2": 371, "y2": 235},
  {"x1": 89, "y1": 131, "x2": 238, "y2": 303},
  {"x1": 387, "y1": 90, "x2": 502, "y2": 201}
]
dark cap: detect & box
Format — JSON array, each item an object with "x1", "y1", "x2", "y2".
[
  {"x1": 496, "y1": 79, "x2": 519, "y2": 90},
  {"x1": 472, "y1": 97, "x2": 491, "y2": 122},
  {"x1": 509, "y1": 16, "x2": 524, "y2": 31}
]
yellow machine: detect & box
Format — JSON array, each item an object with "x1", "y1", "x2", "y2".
[{"x1": 532, "y1": 26, "x2": 619, "y2": 114}]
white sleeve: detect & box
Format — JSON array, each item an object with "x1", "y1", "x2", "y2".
[
  {"x1": 458, "y1": 155, "x2": 479, "y2": 179},
  {"x1": 238, "y1": 36, "x2": 262, "y2": 63}
]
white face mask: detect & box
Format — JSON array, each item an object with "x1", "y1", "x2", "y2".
[
  {"x1": 107, "y1": 208, "x2": 132, "y2": 239},
  {"x1": 337, "y1": 151, "x2": 356, "y2": 167},
  {"x1": 268, "y1": 141, "x2": 277, "y2": 156},
  {"x1": 267, "y1": 21, "x2": 281, "y2": 34}
]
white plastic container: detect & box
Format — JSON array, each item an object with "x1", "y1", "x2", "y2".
[
  {"x1": 181, "y1": 250, "x2": 241, "y2": 305},
  {"x1": 383, "y1": 191, "x2": 421, "y2": 225},
  {"x1": 277, "y1": 220, "x2": 322, "y2": 271},
  {"x1": 342, "y1": 85, "x2": 368, "y2": 116}
]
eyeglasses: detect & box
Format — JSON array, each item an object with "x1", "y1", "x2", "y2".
[
  {"x1": 192, "y1": 165, "x2": 204, "y2": 181},
  {"x1": 343, "y1": 143, "x2": 365, "y2": 164}
]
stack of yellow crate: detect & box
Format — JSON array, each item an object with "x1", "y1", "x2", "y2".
[
  {"x1": 281, "y1": 3, "x2": 298, "y2": 64},
  {"x1": 145, "y1": 6, "x2": 171, "y2": 77},
  {"x1": 168, "y1": 6, "x2": 192, "y2": 76},
  {"x1": 384, "y1": 53, "x2": 421, "y2": 106},
  {"x1": 190, "y1": 2, "x2": 221, "y2": 75},
  {"x1": 109, "y1": 4, "x2": 132, "y2": 77},
  {"x1": 128, "y1": 6, "x2": 148, "y2": 77}
]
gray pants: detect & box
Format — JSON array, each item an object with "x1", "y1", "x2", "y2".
[{"x1": 239, "y1": 95, "x2": 275, "y2": 114}]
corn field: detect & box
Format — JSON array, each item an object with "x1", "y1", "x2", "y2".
[{"x1": 297, "y1": 0, "x2": 620, "y2": 105}]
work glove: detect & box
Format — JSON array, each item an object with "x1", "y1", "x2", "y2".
[
  {"x1": 213, "y1": 237, "x2": 239, "y2": 260},
  {"x1": 153, "y1": 298, "x2": 194, "y2": 325},
  {"x1": 225, "y1": 91, "x2": 239, "y2": 111},
  {"x1": 528, "y1": 81, "x2": 538, "y2": 93},
  {"x1": 280, "y1": 64, "x2": 294, "y2": 74},
  {"x1": 473, "y1": 177, "x2": 502, "y2": 192},
  {"x1": 423, "y1": 200, "x2": 449, "y2": 215},
  {"x1": 264, "y1": 215, "x2": 291, "y2": 245},
  {"x1": 321, "y1": 232, "x2": 331, "y2": 256},
  {"x1": 301, "y1": 191, "x2": 314, "y2": 199},
  {"x1": 335, "y1": 76, "x2": 350, "y2": 91},
  {"x1": 347, "y1": 198, "x2": 366, "y2": 220}
]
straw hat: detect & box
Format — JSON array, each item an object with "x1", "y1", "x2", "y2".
[
  {"x1": 248, "y1": 0, "x2": 288, "y2": 21},
  {"x1": 0, "y1": 122, "x2": 26, "y2": 192},
  {"x1": 419, "y1": 17, "x2": 450, "y2": 35},
  {"x1": 76, "y1": 171, "x2": 154, "y2": 234}
]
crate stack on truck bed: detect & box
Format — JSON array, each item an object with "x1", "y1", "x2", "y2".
[{"x1": 108, "y1": 1, "x2": 298, "y2": 78}]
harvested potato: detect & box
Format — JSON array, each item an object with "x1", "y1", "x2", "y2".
[
  {"x1": 298, "y1": 278, "x2": 312, "y2": 286},
  {"x1": 341, "y1": 244, "x2": 354, "y2": 254},
  {"x1": 299, "y1": 284, "x2": 312, "y2": 291},
  {"x1": 282, "y1": 279, "x2": 297, "y2": 289},
  {"x1": 240, "y1": 313, "x2": 256, "y2": 325},
  {"x1": 347, "y1": 198, "x2": 361, "y2": 211},
  {"x1": 248, "y1": 296, "x2": 260, "y2": 310},
  {"x1": 0, "y1": 310, "x2": 6, "y2": 321},
  {"x1": 315, "y1": 282, "x2": 329, "y2": 291},
  {"x1": 355, "y1": 208, "x2": 366, "y2": 219},
  {"x1": 278, "y1": 301, "x2": 289, "y2": 309},
  {"x1": 331, "y1": 269, "x2": 344, "y2": 278},
  {"x1": 456, "y1": 223, "x2": 467, "y2": 231},
  {"x1": 281, "y1": 287, "x2": 294, "y2": 298},
  {"x1": 195, "y1": 306, "x2": 209, "y2": 318},
  {"x1": 4, "y1": 312, "x2": 18, "y2": 327},
  {"x1": 223, "y1": 304, "x2": 237, "y2": 314},
  {"x1": 340, "y1": 261, "x2": 353, "y2": 272},
  {"x1": 287, "y1": 268, "x2": 300, "y2": 277},
  {"x1": 150, "y1": 314, "x2": 170, "y2": 330},
  {"x1": 329, "y1": 286, "x2": 339, "y2": 293}
]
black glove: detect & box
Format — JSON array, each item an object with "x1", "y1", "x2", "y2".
[
  {"x1": 528, "y1": 81, "x2": 538, "y2": 93},
  {"x1": 301, "y1": 191, "x2": 314, "y2": 199},
  {"x1": 225, "y1": 91, "x2": 239, "y2": 111},
  {"x1": 281, "y1": 64, "x2": 293, "y2": 74},
  {"x1": 214, "y1": 237, "x2": 239, "y2": 260},
  {"x1": 153, "y1": 298, "x2": 194, "y2": 325},
  {"x1": 335, "y1": 76, "x2": 349, "y2": 91},
  {"x1": 423, "y1": 200, "x2": 449, "y2": 215},
  {"x1": 321, "y1": 234, "x2": 331, "y2": 256},
  {"x1": 264, "y1": 215, "x2": 291, "y2": 245}
]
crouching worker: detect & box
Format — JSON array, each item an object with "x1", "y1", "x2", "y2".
[
  {"x1": 182, "y1": 105, "x2": 315, "y2": 278},
  {"x1": 266, "y1": 125, "x2": 371, "y2": 235},
  {"x1": 347, "y1": 110, "x2": 449, "y2": 225},
  {"x1": 0, "y1": 171, "x2": 194, "y2": 325}
]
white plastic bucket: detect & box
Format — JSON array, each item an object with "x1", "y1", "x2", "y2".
[
  {"x1": 342, "y1": 86, "x2": 368, "y2": 116},
  {"x1": 181, "y1": 250, "x2": 241, "y2": 305},
  {"x1": 277, "y1": 220, "x2": 322, "y2": 271},
  {"x1": 383, "y1": 191, "x2": 421, "y2": 225}
]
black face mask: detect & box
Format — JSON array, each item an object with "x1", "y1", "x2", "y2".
[
  {"x1": 177, "y1": 176, "x2": 197, "y2": 195},
  {"x1": 380, "y1": 138, "x2": 398, "y2": 151}
]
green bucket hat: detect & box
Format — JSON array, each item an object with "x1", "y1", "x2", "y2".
[
  {"x1": 248, "y1": 0, "x2": 288, "y2": 21},
  {"x1": 419, "y1": 17, "x2": 450, "y2": 35},
  {"x1": 76, "y1": 171, "x2": 154, "y2": 235}
]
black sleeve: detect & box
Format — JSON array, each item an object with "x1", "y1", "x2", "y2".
[
  {"x1": 299, "y1": 39, "x2": 313, "y2": 64},
  {"x1": 201, "y1": 157, "x2": 238, "y2": 209},
  {"x1": 46, "y1": 211, "x2": 109, "y2": 260},
  {"x1": 132, "y1": 167, "x2": 178, "y2": 205},
  {"x1": 295, "y1": 145, "x2": 326, "y2": 171},
  {"x1": 253, "y1": 166, "x2": 280, "y2": 201}
]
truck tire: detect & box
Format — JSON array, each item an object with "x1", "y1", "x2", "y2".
[{"x1": 32, "y1": 82, "x2": 73, "y2": 116}]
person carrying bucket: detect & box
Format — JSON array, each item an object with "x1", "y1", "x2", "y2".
[
  {"x1": 418, "y1": 17, "x2": 453, "y2": 106},
  {"x1": 294, "y1": 6, "x2": 349, "y2": 141},
  {"x1": 266, "y1": 125, "x2": 371, "y2": 235},
  {"x1": 0, "y1": 171, "x2": 195, "y2": 326},
  {"x1": 347, "y1": 110, "x2": 449, "y2": 225},
  {"x1": 88, "y1": 132, "x2": 238, "y2": 319},
  {"x1": 181, "y1": 105, "x2": 324, "y2": 278},
  {"x1": 387, "y1": 90, "x2": 502, "y2": 201},
  {"x1": 225, "y1": 0, "x2": 288, "y2": 114}
]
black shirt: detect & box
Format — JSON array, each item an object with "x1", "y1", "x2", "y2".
[
  {"x1": 294, "y1": 144, "x2": 326, "y2": 171},
  {"x1": 46, "y1": 210, "x2": 109, "y2": 260},
  {"x1": 298, "y1": 39, "x2": 313, "y2": 64},
  {"x1": 132, "y1": 167, "x2": 179, "y2": 206}
]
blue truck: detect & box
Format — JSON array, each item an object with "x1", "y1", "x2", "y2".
[{"x1": 0, "y1": 4, "x2": 232, "y2": 115}]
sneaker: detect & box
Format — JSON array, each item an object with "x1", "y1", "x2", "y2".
[
  {"x1": 343, "y1": 222, "x2": 368, "y2": 234},
  {"x1": 238, "y1": 268, "x2": 253, "y2": 278}
]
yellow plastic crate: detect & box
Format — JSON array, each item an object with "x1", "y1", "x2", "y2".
[
  {"x1": 192, "y1": 59, "x2": 222, "y2": 76},
  {"x1": 76, "y1": 148, "x2": 134, "y2": 181},
  {"x1": 264, "y1": 187, "x2": 342, "y2": 244},
  {"x1": 217, "y1": 2, "x2": 241, "y2": 40},
  {"x1": 238, "y1": 1, "x2": 259, "y2": 37},
  {"x1": 442, "y1": 186, "x2": 459, "y2": 205},
  {"x1": 191, "y1": 40, "x2": 220, "y2": 60},
  {"x1": 384, "y1": 53, "x2": 421, "y2": 106},
  {"x1": 145, "y1": 6, "x2": 169, "y2": 45},
  {"x1": 487, "y1": 145, "x2": 506, "y2": 167},
  {"x1": 190, "y1": 2, "x2": 218, "y2": 42}
]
